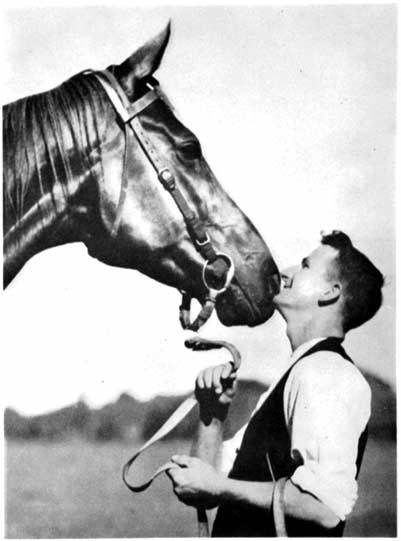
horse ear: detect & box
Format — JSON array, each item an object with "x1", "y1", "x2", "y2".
[{"x1": 115, "y1": 22, "x2": 171, "y2": 99}]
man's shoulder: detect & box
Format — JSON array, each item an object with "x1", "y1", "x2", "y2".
[{"x1": 290, "y1": 349, "x2": 371, "y2": 397}]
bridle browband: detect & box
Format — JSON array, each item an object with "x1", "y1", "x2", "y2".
[{"x1": 87, "y1": 69, "x2": 234, "y2": 331}]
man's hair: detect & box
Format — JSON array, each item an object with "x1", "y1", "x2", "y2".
[{"x1": 321, "y1": 230, "x2": 384, "y2": 332}]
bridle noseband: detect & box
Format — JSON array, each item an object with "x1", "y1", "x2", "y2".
[{"x1": 87, "y1": 69, "x2": 235, "y2": 331}]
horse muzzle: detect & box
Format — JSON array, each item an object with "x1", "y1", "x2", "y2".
[
  {"x1": 215, "y1": 270, "x2": 281, "y2": 327},
  {"x1": 179, "y1": 269, "x2": 280, "y2": 330}
]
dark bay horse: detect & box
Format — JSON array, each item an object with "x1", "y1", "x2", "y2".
[{"x1": 3, "y1": 23, "x2": 279, "y2": 329}]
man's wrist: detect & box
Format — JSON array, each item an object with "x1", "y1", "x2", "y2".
[
  {"x1": 199, "y1": 403, "x2": 230, "y2": 424},
  {"x1": 216, "y1": 475, "x2": 234, "y2": 502}
]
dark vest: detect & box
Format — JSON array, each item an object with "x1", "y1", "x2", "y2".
[{"x1": 212, "y1": 337, "x2": 368, "y2": 537}]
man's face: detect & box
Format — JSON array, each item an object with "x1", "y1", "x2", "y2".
[{"x1": 274, "y1": 244, "x2": 339, "y2": 312}]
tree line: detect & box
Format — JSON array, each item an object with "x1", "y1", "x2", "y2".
[{"x1": 4, "y1": 374, "x2": 395, "y2": 442}]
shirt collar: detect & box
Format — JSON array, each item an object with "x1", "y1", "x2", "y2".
[{"x1": 290, "y1": 337, "x2": 327, "y2": 363}]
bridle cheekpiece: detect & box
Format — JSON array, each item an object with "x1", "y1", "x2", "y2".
[{"x1": 87, "y1": 68, "x2": 235, "y2": 331}]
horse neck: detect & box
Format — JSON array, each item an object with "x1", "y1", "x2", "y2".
[{"x1": 3, "y1": 76, "x2": 106, "y2": 287}]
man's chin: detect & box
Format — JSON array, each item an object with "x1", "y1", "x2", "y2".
[
  {"x1": 272, "y1": 296, "x2": 283, "y2": 311},
  {"x1": 272, "y1": 291, "x2": 285, "y2": 306},
  {"x1": 272, "y1": 294, "x2": 291, "y2": 316}
]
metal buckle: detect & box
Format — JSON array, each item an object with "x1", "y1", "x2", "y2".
[
  {"x1": 202, "y1": 252, "x2": 235, "y2": 295},
  {"x1": 195, "y1": 232, "x2": 211, "y2": 247},
  {"x1": 158, "y1": 168, "x2": 175, "y2": 191}
]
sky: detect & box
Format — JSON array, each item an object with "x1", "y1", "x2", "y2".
[{"x1": 1, "y1": 4, "x2": 397, "y2": 415}]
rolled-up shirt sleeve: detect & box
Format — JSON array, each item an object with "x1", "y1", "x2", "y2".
[{"x1": 285, "y1": 352, "x2": 371, "y2": 521}]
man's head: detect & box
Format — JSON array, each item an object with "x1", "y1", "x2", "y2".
[{"x1": 274, "y1": 231, "x2": 384, "y2": 333}]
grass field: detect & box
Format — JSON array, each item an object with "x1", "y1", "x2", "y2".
[{"x1": 5, "y1": 436, "x2": 396, "y2": 537}]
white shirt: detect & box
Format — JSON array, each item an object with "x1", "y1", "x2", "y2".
[{"x1": 219, "y1": 338, "x2": 371, "y2": 521}]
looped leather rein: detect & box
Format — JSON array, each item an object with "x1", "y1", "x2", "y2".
[
  {"x1": 122, "y1": 337, "x2": 241, "y2": 491},
  {"x1": 121, "y1": 337, "x2": 241, "y2": 538}
]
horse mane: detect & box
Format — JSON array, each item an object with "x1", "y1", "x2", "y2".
[{"x1": 3, "y1": 73, "x2": 109, "y2": 230}]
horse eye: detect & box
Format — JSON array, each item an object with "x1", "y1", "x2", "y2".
[{"x1": 178, "y1": 141, "x2": 202, "y2": 161}]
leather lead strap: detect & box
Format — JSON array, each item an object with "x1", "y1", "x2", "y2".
[
  {"x1": 122, "y1": 338, "x2": 241, "y2": 539},
  {"x1": 197, "y1": 509, "x2": 209, "y2": 537},
  {"x1": 272, "y1": 477, "x2": 289, "y2": 537},
  {"x1": 179, "y1": 291, "x2": 217, "y2": 332},
  {"x1": 122, "y1": 394, "x2": 198, "y2": 492}
]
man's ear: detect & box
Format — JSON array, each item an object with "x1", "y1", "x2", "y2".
[
  {"x1": 114, "y1": 21, "x2": 171, "y2": 100},
  {"x1": 318, "y1": 283, "x2": 341, "y2": 307}
]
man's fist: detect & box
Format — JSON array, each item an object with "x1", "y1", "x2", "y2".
[
  {"x1": 167, "y1": 455, "x2": 226, "y2": 508},
  {"x1": 195, "y1": 362, "x2": 238, "y2": 421}
]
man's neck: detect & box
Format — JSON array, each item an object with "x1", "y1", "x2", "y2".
[{"x1": 285, "y1": 313, "x2": 344, "y2": 351}]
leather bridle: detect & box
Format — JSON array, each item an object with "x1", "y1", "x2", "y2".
[
  {"x1": 83, "y1": 70, "x2": 287, "y2": 537},
  {"x1": 87, "y1": 69, "x2": 234, "y2": 331}
]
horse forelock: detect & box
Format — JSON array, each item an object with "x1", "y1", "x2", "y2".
[{"x1": 3, "y1": 73, "x2": 111, "y2": 232}]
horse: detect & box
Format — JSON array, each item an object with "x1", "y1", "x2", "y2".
[{"x1": 3, "y1": 23, "x2": 280, "y2": 331}]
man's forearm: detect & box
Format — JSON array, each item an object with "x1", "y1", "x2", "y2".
[
  {"x1": 190, "y1": 361, "x2": 235, "y2": 466},
  {"x1": 191, "y1": 414, "x2": 224, "y2": 467},
  {"x1": 218, "y1": 477, "x2": 340, "y2": 529},
  {"x1": 220, "y1": 477, "x2": 274, "y2": 509}
]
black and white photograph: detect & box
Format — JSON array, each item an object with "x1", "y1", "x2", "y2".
[{"x1": 2, "y1": 3, "x2": 397, "y2": 538}]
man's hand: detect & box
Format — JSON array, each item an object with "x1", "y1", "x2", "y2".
[
  {"x1": 166, "y1": 455, "x2": 226, "y2": 508},
  {"x1": 195, "y1": 362, "x2": 238, "y2": 422}
]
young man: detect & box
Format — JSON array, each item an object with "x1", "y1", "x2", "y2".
[{"x1": 167, "y1": 231, "x2": 384, "y2": 537}]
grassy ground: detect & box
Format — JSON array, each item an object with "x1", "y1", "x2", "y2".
[{"x1": 5, "y1": 436, "x2": 396, "y2": 537}]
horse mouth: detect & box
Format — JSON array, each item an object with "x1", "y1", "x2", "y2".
[{"x1": 215, "y1": 273, "x2": 280, "y2": 327}]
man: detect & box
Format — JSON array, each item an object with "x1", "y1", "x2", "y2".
[{"x1": 167, "y1": 231, "x2": 384, "y2": 536}]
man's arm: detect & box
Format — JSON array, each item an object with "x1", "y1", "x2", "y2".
[
  {"x1": 167, "y1": 362, "x2": 340, "y2": 529},
  {"x1": 168, "y1": 454, "x2": 339, "y2": 528},
  {"x1": 285, "y1": 353, "x2": 371, "y2": 520},
  {"x1": 190, "y1": 415, "x2": 224, "y2": 466},
  {"x1": 190, "y1": 361, "x2": 237, "y2": 466}
]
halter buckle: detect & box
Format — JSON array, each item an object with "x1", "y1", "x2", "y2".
[
  {"x1": 195, "y1": 232, "x2": 211, "y2": 247},
  {"x1": 158, "y1": 168, "x2": 175, "y2": 191}
]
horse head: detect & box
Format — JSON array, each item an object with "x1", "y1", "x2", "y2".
[{"x1": 3, "y1": 23, "x2": 280, "y2": 328}]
